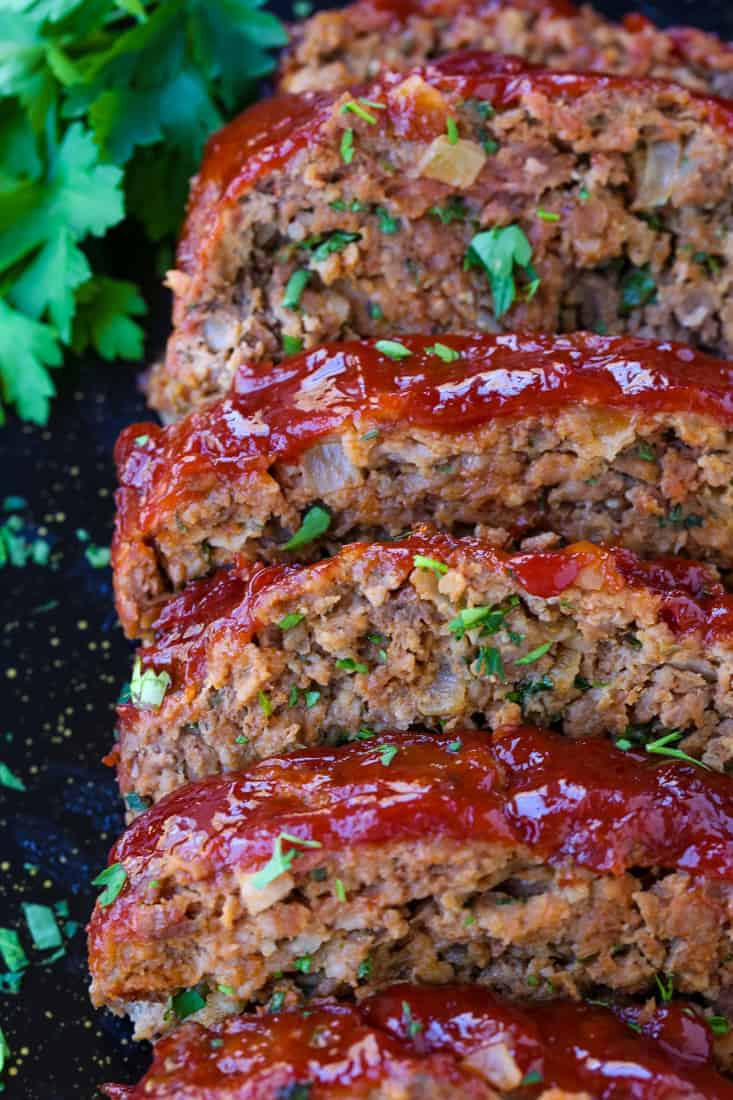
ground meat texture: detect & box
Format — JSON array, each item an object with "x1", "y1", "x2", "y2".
[
  {"x1": 115, "y1": 529, "x2": 733, "y2": 809},
  {"x1": 89, "y1": 728, "x2": 733, "y2": 1043},
  {"x1": 149, "y1": 53, "x2": 733, "y2": 420},
  {"x1": 280, "y1": 0, "x2": 733, "y2": 97},
  {"x1": 116, "y1": 333, "x2": 733, "y2": 639},
  {"x1": 101, "y1": 986, "x2": 733, "y2": 1099}
]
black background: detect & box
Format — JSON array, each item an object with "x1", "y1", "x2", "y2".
[{"x1": 1, "y1": 2, "x2": 732, "y2": 1096}]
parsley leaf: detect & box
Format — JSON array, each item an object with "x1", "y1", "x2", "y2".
[
  {"x1": 466, "y1": 226, "x2": 539, "y2": 319},
  {"x1": 281, "y1": 505, "x2": 331, "y2": 550}
]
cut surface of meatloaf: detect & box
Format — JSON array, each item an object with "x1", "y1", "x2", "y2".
[
  {"x1": 150, "y1": 51, "x2": 733, "y2": 419},
  {"x1": 115, "y1": 529, "x2": 733, "y2": 808},
  {"x1": 89, "y1": 727, "x2": 733, "y2": 1040},
  {"x1": 281, "y1": 0, "x2": 733, "y2": 96},
  {"x1": 117, "y1": 332, "x2": 733, "y2": 638},
  {"x1": 102, "y1": 986, "x2": 733, "y2": 1100}
]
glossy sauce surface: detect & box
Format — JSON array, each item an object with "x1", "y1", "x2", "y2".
[
  {"x1": 92, "y1": 727, "x2": 733, "y2": 956},
  {"x1": 115, "y1": 333, "x2": 733, "y2": 542},
  {"x1": 116, "y1": 528, "x2": 733, "y2": 700},
  {"x1": 104, "y1": 985, "x2": 733, "y2": 1099},
  {"x1": 178, "y1": 52, "x2": 733, "y2": 275}
]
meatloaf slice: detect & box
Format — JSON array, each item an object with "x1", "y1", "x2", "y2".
[
  {"x1": 115, "y1": 529, "x2": 733, "y2": 808},
  {"x1": 102, "y1": 986, "x2": 733, "y2": 1099},
  {"x1": 150, "y1": 52, "x2": 733, "y2": 419},
  {"x1": 281, "y1": 0, "x2": 733, "y2": 96},
  {"x1": 116, "y1": 332, "x2": 733, "y2": 638},
  {"x1": 89, "y1": 727, "x2": 733, "y2": 1041}
]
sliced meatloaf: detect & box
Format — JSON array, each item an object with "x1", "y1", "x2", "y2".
[
  {"x1": 150, "y1": 52, "x2": 733, "y2": 419},
  {"x1": 102, "y1": 986, "x2": 733, "y2": 1099},
  {"x1": 117, "y1": 332, "x2": 733, "y2": 638},
  {"x1": 281, "y1": 0, "x2": 733, "y2": 96},
  {"x1": 115, "y1": 529, "x2": 733, "y2": 808},
  {"x1": 89, "y1": 727, "x2": 733, "y2": 1041}
]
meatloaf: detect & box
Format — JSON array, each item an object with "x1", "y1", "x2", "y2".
[
  {"x1": 102, "y1": 985, "x2": 733, "y2": 1099},
  {"x1": 149, "y1": 52, "x2": 733, "y2": 420},
  {"x1": 281, "y1": 0, "x2": 733, "y2": 96},
  {"x1": 115, "y1": 529, "x2": 733, "y2": 808},
  {"x1": 89, "y1": 727, "x2": 733, "y2": 1040},
  {"x1": 117, "y1": 332, "x2": 733, "y2": 638}
]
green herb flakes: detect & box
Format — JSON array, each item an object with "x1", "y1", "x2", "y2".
[
  {"x1": 92, "y1": 862, "x2": 127, "y2": 907},
  {"x1": 282, "y1": 335, "x2": 303, "y2": 356},
  {"x1": 658, "y1": 505, "x2": 703, "y2": 530},
  {"x1": 521, "y1": 1070, "x2": 543, "y2": 1086},
  {"x1": 340, "y1": 128, "x2": 355, "y2": 164},
  {"x1": 466, "y1": 226, "x2": 539, "y2": 319},
  {"x1": 413, "y1": 554, "x2": 448, "y2": 576},
  {"x1": 124, "y1": 791, "x2": 151, "y2": 813},
  {"x1": 425, "y1": 342, "x2": 460, "y2": 362},
  {"x1": 645, "y1": 731, "x2": 709, "y2": 769},
  {"x1": 709, "y1": 1015, "x2": 730, "y2": 1036},
  {"x1": 251, "y1": 833, "x2": 322, "y2": 890},
  {"x1": 258, "y1": 691, "x2": 273, "y2": 718},
  {"x1": 282, "y1": 269, "x2": 311, "y2": 311},
  {"x1": 172, "y1": 987, "x2": 206, "y2": 1020},
  {"x1": 375, "y1": 339, "x2": 411, "y2": 360},
  {"x1": 336, "y1": 658, "x2": 368, "y2": 674},
  {"x1": 279, "y1": 613, "x2": 305, "y2": 631},
  {"x1": 270, "y1": 990, "x2": 286, "y2": 1012},
  {"x1": 477, "y1": 646, "x2": 505, "y2": 681},
  {"x1": 620, "y1": 267, "x2": 657, "y2": 316},
  {"x1": 378, "y1": 744, "x2": 398, "y2": 766},
  {"x1": 305, "y1": 690, "x2": 321, "y2": 708},
  {"x1": 281, "y1": 505, "x2": 331, "y2": 550},
  {"x1": 376, "y1": 207, "x2": 400, "y2": 234},
  {"x1": 537, "y1": 208, "x2": 559, "y2": 222},
  {"x1": 446, "y1": 117, "x2": 459, "y2": 144},
  {"x1": 130, "y1": 657, "x2": 171, "y2": 709},
  {"x1": 304, "y1": 230, "x2": 362, "y2": 262},
  {"x1": 357, "y1": 958, "x2": 372, "y2": 980},
  {"x1": 429, "y1": 196, "x2": 467, "y2": 224},
  {"x1": 515, "y1": 641, "x2": 552, "y2": 665},
  {"x1": 449, "y1": 605, "x2": 504, "y2": 639},
  {"x1": 340, "y1": 100, "x2": 377, "y2": 124},
  {"x1": 293, "y1": 955, "x2": 312, "y2": 973},
  {"x1": 85, "y1": 544, "x2": 111, "y2": 568},
  {"x1": 334, "y1": 878, "x2": 347, "y2": 902}
]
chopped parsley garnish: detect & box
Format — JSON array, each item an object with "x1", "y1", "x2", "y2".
[
  {"x1": 235, "y1": 734, "x2": 248, "y2": 745},
  {"x1": 655, "y1": 972, "x2": 674, "y2": 1002},
  {"x1": 637, "y1": 441, "x2": 656, "y2": 461},
  {"x1": 130, "y1": 657, "x2": 171, "y2": 709},
  {"x1": 446, "y1": 116, "x2": 459, "y2": 144},
  {"x1": 368, "y1": 302, "x2": 384, "y2": 320},
  {"x1": 282, "y1": 334, "x2": 303, "y2": 356},
  {"x1": 357, "y1": 958, "x2": 372, "y2": 980},
  {"x1": 340, "y1": 100, "x2": 377, "y2": 124},
  {"x1": 279, "y1": 613, "x2": 305, "y2": 631},
  {"x1": 270, "y1": 991, "x2": 286, "y2": 1012},
  {"x1": 277, "y1": 1083, "x2": 312, "y2": 1100},
  {"x1": 401, "y1": 1000, "x2": 423, "y2": 1037},
  {"x1": 709, "y1": 1015, "x2": 730, "y2": 1036},
  {"x1": 336, "y1": 658, "x2": 368, "y2": 674},
  {"x1": 506, "y1": 675, "x2": 554, "y2": 710},
  {"x1": 85, "y1": 544, "x2": 111, "y2": 568},
  {"x1": 537, "y1": 208, "x2": 559, "y2": 222},
  {"x1": 378, "y1": 744, "x2": 398, "y2": 766},
  {"x1": 134, "y1": 434, "x2": 150, "y2": 446},
  {"x1": 477, "y1": 646, "x2": 505, "y2": 681},
  {"x1": 92, "y1": 863, "x2": 127, "y2": 907},
  {"x1": 334, "y1": 878, "x2": 347, "y2": 902},
  {"x1": 124, "y1": 791, "x2": 151, "y2": 813},
  {"x1": 282, "y1": 269, "x2": 311, "y2": 310},
  {"x1": 281, "y1": 505, "x2": 331, "y2": 550},
  {"x1": 579, "y1": 185, "x2": 590, "y2": 201},
  {"x1": 658, "y1": 504, "x2": 703, "y2": 529},
  {"x1": 367, "y1": 633, "x2": 388, "y2": 662},
  {"x1": 466, "y1": 226, "x2": 539, "y2": 319},
  {"x1": 329, "y1": 198, "x2": 366, "y2": 212},
  {"x1": 429, "y1": 196, "x2": 467, "y2": 224},
  {"x1": 425, "y1": 342, "x2": 460, "y2": 362},
  {"x1": 615, "y1": 738, "x2": 633, "y2": 751},
  {"x1": 376, "y1": 207, "x2": 400, "y2": 234},
  {"x1": 526, "y1": 974, "x2": 540, "y2": 987},
  {"x1": 620, "y1": 266, "x2": 657, "y2": 315},
  {"x1": 515, "y1": 641, "x2": 552, "y2": 665},
  {"x1": 0, "y1": 762, "x2": 25, "y2": 792},
  {"x1": 251, "y1": 833, "x2": 323, "y2": 890},
  {"x1": 447, "y1": 739, "x2": 462, "y2": 752},
  {"x1": 293, "y1": 955, "x2": 312, "y2": 973},
  {"x1": 217, "y1": 983, "x2": 235, "y2": 996},
  {"x1": 624, "y1": 633, "x2": 642, "y2": 649},
  {"x1": 375, "y1": 339, "x2": 411, "y2": 360},
  {"x1": 466, "y1": 99, "x2": 494, "y2": 120},
  {"x1": 258, "y1": 691, "x2": 273, "y2": 717},
  {"x1": 521, "y1": 1071, "x2": 543, "y2": 1086},
  {"x1": 172, "y1": 987, "x2": 206, "y2": 1020},
  {"x1": 413, "y1": 554, "x2": 448, "y2": 576},
  {"x1": 289, "y1": 686, "x2": 299, "y2": 707},
  {"x1": 305, "y1": 690, "x2": 321, "y2": 708},
  {"x1": 303, "y1": 230, "x2": 362, "y2": 262},
  {"x1": 340, "y1": 128, "x2": 354, "y2": 164},
  {"x1": 362, "y1": 428, "x2": 379, "y2": 441},
  {"x1": 449, "y1": 605, "x2": 504, "y2": 639}
]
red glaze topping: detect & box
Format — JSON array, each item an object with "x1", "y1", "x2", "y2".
[
  {"x1": 118, "y1": 528, "x2": 733, "y2": 699},
  {"x1": 115, "y1": 333, "x2": 733, "y2": 547},
  {"x1": 178, "y1": 52, "x2": 733, "y2": 278},
  {"x1": 103, "y1": 986, "x2": 733, "y2": 1099},
  {"x1": 90, "y1": 727, "x2": 733, "y2": 956}
]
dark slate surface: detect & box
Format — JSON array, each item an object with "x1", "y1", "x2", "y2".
[{"x1": 1, "y1": 2, "x2": 732, "y2": 1096}]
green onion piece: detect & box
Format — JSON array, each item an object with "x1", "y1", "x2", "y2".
[
  {"x1": 92, "y1": 863, "x2": 127, "y2": 907},
  {"x1": 22, "y1": 903, "x2": 62, "y2": 950},
  {"x1": 0, "y1": 762, "x2": 25, "y2": 791},
  {"x1": 134, "y1": 434, "x2": 150, "y2": 446},
  {"x1": 449, "y1": 605, "x2": 503, "y2": 638},
  {"x1": 279, "y1": 612, "x2": 305, "y2": 631},
  {"x1": 336, "y1": 658, "x2": 368, "y2": 674},
  {"x1": 251, "y1": 833, "x2": 322, "y2": 890},
  {"x1": 0, "y1": 1025, "x2": 9, "y2": 1078},
  {"x1": 537, "y1": 208, "x2": 559, "y2": 222},
  {"x1": 413, "y1": 554, "x2": 448, "y2": 576},
  {"x1": 447, "y1": 739, "x2": 462, "y2": 752},
  {"x1": 709, "y1": 1015, "x2": 730, "y2": 1036},
  {"x1": 283, "y1": 269, "x2": 311, "y2": 310},
  {"x1": 446, "y1": 117, "x2": 459, "y2": 144},
  {"x1": 521, "y1": 1070, "x2": 543, "y2": 1086},
  {"x1": 645, "y1": 731, "x2": 709, "y2": 769},
  {"x1": 362, "y1": 428, "x2": 379, "y2": 441},
  {"x1": 359, "y1": 97, "x2": 386, "y2": 110},
  {"x1": 378, "y1": 744, "x2": 398, "y2": 766},
  {"x1": 375, "y1": 339, "x2": 411, "y2": 360},
  {"x1": 357, "y1": 957, "x2": 372, "y2": 980},
  {"x1": 655, "y1": 973, "x2": 674, "y2": 1002},
  {"x1": 281, "y1": 505, "x2": 331, "y2": 550},
  {"x1": 270, "y1": 991, "x2": 286, "y2": 1012},
  {"x1": 340, "y1": 128, "x2": 354, "y2": 164},
  {"x1": 85, "y1": 545, "x2": 110, "y2": 568},
  {"x1": 258, "y1": 691, "x2": 273, "y2": 717},
  {"x1": 172, "y1": 987, "x2": 206, "y2": 1020},
  {"x1": 368, "y1": 302, "x2": 383, "y2": 320},
  {"x1": 515, "y1": 641, "x2": 552, "y2": 665},
  {"x1": 217, "y1": 983, "x2": 235, "y2": 996},
  {"x1": 579, "y1": 185, "x2": 590, "y2": 201},
  {"x1": 615, "y1": 738, "x2": 633, "y2": 751},
  {"x1": 339, "y1": 100, "x2": 377, "y2": 124},
  {"x1": 235, "y1": 734, "x2": 248, "y2": 744},
  {"x1": 334, "y1": 878, "x2": 347, "y2": 901},
  {"x1": 425, "y1": 342, "x2": 460, "y2": 362},
  {"x1": 376, "y1": 206, "x2": 400, "y2": 234},
  {"x1": 305, "y1": 689, "x2": 321, "y2": 708},
  {"x1": 293, "y1": 955, "x2": 312, "y2": 973},
  {"x1": 477, "y1": 646, "x2": 505, "y2": 681},
  {"x1": 282, "y1": 334, "x2": 303, "y2": 356},
  {"x1": 124, "y1": 791, "x2": 151, "y2": 813},
  {"x1": 637, "y1": 441, "x2": 656, "y2": 462}
]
